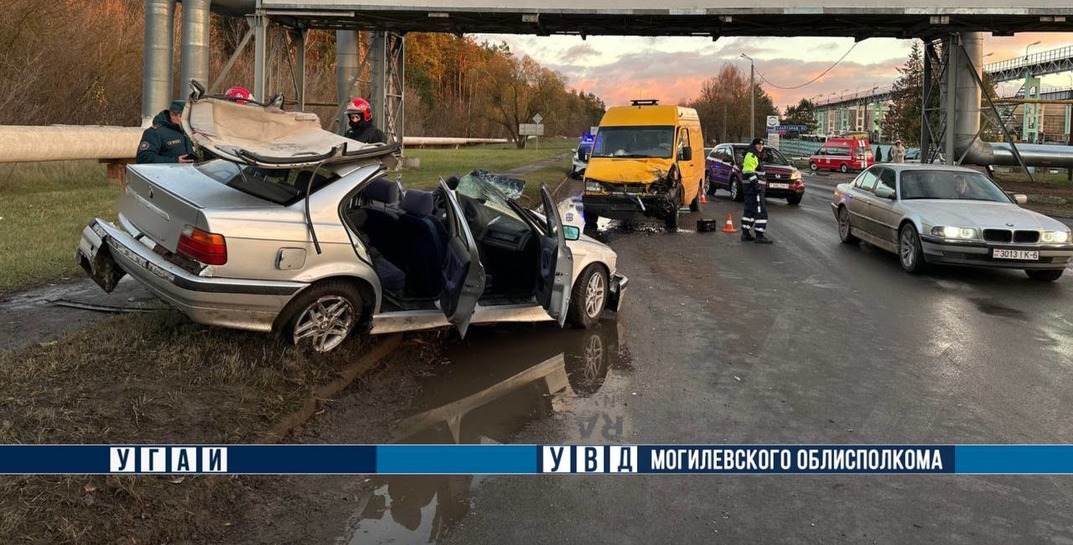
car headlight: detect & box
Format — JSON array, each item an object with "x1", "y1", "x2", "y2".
[
  {"x1": 585, "y1": 181, "x2": 604, "y2": 193},
  {"x1": 931, "y1": 226, "x2": 977, "y2": 239},
  {"x1": 789, "y1": 171, "x2": 802, "y2": 181},
  {"x1": 1041, "y1": 230, "x2": 1070, "y2": 243}
]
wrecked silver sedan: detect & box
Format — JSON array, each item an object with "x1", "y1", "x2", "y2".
[{"x1": 77, "y1": 92, "x2": 626, "y2": 352}]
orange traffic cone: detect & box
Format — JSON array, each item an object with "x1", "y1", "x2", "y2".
[
  {"x1": 699, "y1": 187, "x2": 708, "y2": 204},
  {"x1": 721, "y1": 213, "x2": 738, "y2": 233}
]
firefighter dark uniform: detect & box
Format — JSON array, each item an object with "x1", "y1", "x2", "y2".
[
  {"x1": 740, "y1": 139, "x2": 773, "y2": 244},
  {"x1": 345, "y1": 122, "x2": 387, "y2": 145},
  {"x1": 136, "y1": 102, "x2": 193, "y2": 164}
]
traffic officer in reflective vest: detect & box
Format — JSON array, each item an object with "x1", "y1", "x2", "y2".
[{"x1": 740, "y1": 138, "x2": 773, "y2": 244}]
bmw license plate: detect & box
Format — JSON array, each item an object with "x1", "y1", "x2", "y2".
[
  {"x1": 769, "y1": 183, "x2": 789, "y2": 189},
  {"x1": 992, "y1": 248, "x2": 1039, "y2": 261}
]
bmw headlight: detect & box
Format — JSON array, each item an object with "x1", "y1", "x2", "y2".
[
  {"x1": 1041, "y1": 230, "x2": 1070, "y2": 243},
  {"x1": 931, "y1": 226, "x2": 977, "y2": 239},
  {"x1": 585, "y1": 181, "x2": 604, "y2": 193},
  {"x1": 789, "y1": 170, "x2": 802, "y2": 181}
]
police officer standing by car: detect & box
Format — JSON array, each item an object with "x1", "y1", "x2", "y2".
[
  {"x1": 136, "y1": 100, "x2": 194, "y2": 164},
  {"x1": 740, "y1": 138, "x2": 773, "y2": 244},
  {"x1": 344, "y1": 97, "x2": 387, "y2": 144}
]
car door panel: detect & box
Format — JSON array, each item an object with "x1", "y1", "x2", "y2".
[
  {"x1": 438, "y1": 180, "x2": 485, "y2": 337},
  {"x1": 537, "y1": 185, "x2": 573, "y2": 326}
]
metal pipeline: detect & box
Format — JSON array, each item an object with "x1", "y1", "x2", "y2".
[
  {"x1": 180, "y1": 0, "x2": 212, "y2": 93},
  {"x1": 142, "y1": 0, "x2": 175, "y2": 125},
  {"x1": 955, "y1": 32, "x2": 1073, "y2": 168}
]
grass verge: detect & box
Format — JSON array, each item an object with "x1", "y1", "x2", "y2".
[
  {"x1": 0, "y1": 310, "x2": 435, "y2": 543},
  {"x1": 0, "y1": 161, "x2": 120, "y2": 295}
]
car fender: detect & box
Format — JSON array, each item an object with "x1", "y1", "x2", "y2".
[{"x1": 566, "y1": 237, "x2": 616, "y2": 285}]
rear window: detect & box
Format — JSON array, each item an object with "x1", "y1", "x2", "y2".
[{"x1": 196, "y1": 160, "x2": 338, "y2": 205}]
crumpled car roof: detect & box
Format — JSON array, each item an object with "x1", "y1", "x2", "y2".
[{"x1": 182, "y1": 96, "x2": 394, "y2": 168}]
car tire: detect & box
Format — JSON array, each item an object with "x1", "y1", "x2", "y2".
[
  {"x1": 279, "y1": 280, "x2": 364, "y2": 353},
  {"x1": 787, "y1": 193, "x2": 802, "y2": 206},
  {"x1": 898, "y1": 223, "x2": 926, "y2": 274},
  {"x1": 704, "y1": 172, "x2": 715, "y2": 196},
  {"x1": 840, "y1": 163, "x2": 849, "y2": 174},
  {"x1": 689, "y1": 183, "x2": 702, "y2": 212},
  {"x1": 1026, "y1": 269, "x2": 1064, "y2": 282},
  {"x1": 809, "y1": 162, "x2": 818, "y2": 172},
  {"x1": 665, "y1": 206, "x2": 681, "y2": 232},
  {"x1": 568, "y1": 265, "x2": 609, "y2": 329},
  {"x1": 730, "y1": 178, "x2": 743, "y2": 202},
  {"x1": 837, "y1": 205, "x2": 858, "y2": 244}
]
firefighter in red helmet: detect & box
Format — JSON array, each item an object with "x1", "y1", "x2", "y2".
[
  {"x1": 345, "y1": 97, "x2": 387, "y2": 144},
  {"x1": 224, "y1": 86, "x2": 253, "y2": 104}
]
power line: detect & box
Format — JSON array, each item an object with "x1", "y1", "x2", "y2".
[{"x1": 752, "y1": 41, "x2": 861, "y2": 90}]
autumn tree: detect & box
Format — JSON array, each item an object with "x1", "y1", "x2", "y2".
[
  {"x1": 882, "y1": 41, "x2": 924, "y2": 146},
  {"x1": 688, "y1": 64, "x2": 778, "y2": 144},
  {"x1": 783, "y1": 99, "x2": 817, "y2": 132}
]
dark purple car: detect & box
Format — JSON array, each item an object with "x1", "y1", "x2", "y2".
[{"x1": 705, "y1": 143, "x2": 806, "y2": 206}]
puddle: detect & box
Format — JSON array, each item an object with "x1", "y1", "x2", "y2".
[
  {"x1": 342, "y1": 322, "x2": 631, "y2": 544},
  {"x1": 970, "y1": 297, "x2": 1027, "y2": 320}
]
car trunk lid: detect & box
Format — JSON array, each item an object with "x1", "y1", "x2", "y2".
[{"x1": 121, "y1": 163, "x2": 267, "y2": 252}]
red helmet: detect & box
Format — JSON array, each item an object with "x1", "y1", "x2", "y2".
[
  {"x1": 225, "y1": 86, "x2": 252, "y2": 103},
  {"x1": 345, "y1": 97, "x2": 372, "y2": 122}
]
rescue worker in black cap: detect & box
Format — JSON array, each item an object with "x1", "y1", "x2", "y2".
[
  {"x1": 740, "y1": 138, "x2": 773, "y2": 244},
  {"x1": 136, "y1": 100, "x2": 194, "y2": 164}
]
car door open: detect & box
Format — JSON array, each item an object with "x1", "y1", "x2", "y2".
[
  {"x1": 536, "y1": 185, "x2": 574, "y2": 326},
  {"x1": 438, "y1": 180, "x2": 485, "y2": 336}
]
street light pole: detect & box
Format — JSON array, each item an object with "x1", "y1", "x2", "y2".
[{"x1": 741, "y1": 53, "x2": 755, "y2": 140}]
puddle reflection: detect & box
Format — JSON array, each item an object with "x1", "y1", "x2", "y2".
[{"x1": 344, "y1": 321, "x2": 631, "y2": 544}]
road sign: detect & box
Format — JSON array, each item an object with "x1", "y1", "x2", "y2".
[
  {"x1": 532, "y1": 113, "x2": 543, "y2": 124},
  {"x1": 766, "y1": 115, "x2": 779, "y2": 129},
  {"x1": 519, "y1": 123, "x2": 545, "y2": 136}
]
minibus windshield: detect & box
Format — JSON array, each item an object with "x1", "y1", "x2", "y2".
[{"x1": 591, "y1": 126, "x2": 675, "y2": 159}]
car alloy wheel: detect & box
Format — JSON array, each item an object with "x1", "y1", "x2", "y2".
[
  {"x1": 840, "y1": 163, "x2": 849, "y2": 173},
  {"x1": 730, "y1": 179, "x2": 740, "y2": 201},
  {"x1": 584, "y1": 269, "x2": 606, "y2": 319},
  {"x1": 809, "y1": 162, "x2": 818, "y2": 172},
  {"x1": 837, "y1": 206, "x2": 857, "y2": 243},
  {"x1": 293, "y1": 295, "x2": 356, "y2": 353},
  {"x1": 898, "y1": 224, "x2": 924, "y2": 273}
]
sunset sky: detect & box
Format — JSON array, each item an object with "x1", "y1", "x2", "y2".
[{"x1": 476, "y1": 32, "x2": 1073, "y2": 110}]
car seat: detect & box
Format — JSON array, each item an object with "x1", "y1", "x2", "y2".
[{"x1": 398, "y1": 190, "x2": 449, "y2": 297}]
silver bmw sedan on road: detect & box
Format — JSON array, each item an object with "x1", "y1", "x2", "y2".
[{"x1": 831, "y1": 163, "x2": 1073, "y2": 281}]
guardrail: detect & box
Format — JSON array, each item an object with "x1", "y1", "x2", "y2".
[{"x1": 0, "y1": 125, "x2": 509, "y2": 164}]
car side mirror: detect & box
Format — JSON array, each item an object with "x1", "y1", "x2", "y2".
[
  {"x1": 1013, "y1": 193, "x2": 1028, "y2": 205},
  {"x1": 563, "y1": 225, "x2": 581, "y2": 241},
  {"x1": 875, "y1": 185, "x2": 896, "y2": 200},
  {"x1": 679, "y1": 147, "x2": 692, "y2": 161}
]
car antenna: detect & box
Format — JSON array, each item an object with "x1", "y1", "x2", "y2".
[{"x1": 304, "y1": 159, "x2": 326, "y2": 255}]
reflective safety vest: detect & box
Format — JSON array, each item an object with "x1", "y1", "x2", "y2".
[{"x1": 743, "y1": 151, "x2": 760, "y2": 174}]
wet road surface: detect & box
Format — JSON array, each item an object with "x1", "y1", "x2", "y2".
[{"x1": 246, "y1": 172, "x2": 1073, "y2": 544}]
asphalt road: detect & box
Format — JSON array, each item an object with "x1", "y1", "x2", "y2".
[{"x1": 314, "y1": 172, "x2": 1073, "y2": 544}]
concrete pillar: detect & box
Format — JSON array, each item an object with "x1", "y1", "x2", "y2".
[
  {"x1": 251, "y1": 14, "x2": 268, "y2": 101},
  {"x1": 179, "y1": 0, "x2": 211, "y2": 96},
  {"x1": 142, "y1": 0, "x2": 175, "y2": 125},
  {"x1": 336, "y1": 30, "x2": 359, "y2": 131},
  {"x1": 369, "y1": 31, "x2": 388, "y2": 132}
]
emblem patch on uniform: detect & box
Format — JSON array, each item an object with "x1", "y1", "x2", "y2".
[{"x1": 139, "y1": 141, "x2": 150, "y2": 151}]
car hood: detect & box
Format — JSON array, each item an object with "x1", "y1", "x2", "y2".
[
  {"x1": 904, "y1": 200, "x2": 1068, "y2": 231},
  {"x1": 585, "y1": 157, "x2": 671, "y2": 184}
]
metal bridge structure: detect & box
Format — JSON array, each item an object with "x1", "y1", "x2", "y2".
[
  {"x1": 813, "y1": 44, "x2": 1073, "y2": 141},
  {"x1": 141, "y1": 0, "x2": 1073, "y2": 146}
]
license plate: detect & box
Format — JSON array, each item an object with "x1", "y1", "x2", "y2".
[
  {"x1": 992, "y1": 248, "x2": 1039, "y2": 261},
  {"x1": 769, "y1": 183, "x2": 789, "y2": 189}
]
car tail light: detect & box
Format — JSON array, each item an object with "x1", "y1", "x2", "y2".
[{"x1": 178, "y1": 225, "x2": 227, "y2": 265}]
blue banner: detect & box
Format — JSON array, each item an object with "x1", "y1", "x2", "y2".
[{"x1": 2, "y1": 444, "x2": 1073, "y2": 475}]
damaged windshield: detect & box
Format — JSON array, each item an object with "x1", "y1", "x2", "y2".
[
  {"x1": 197, "y1": 159, "x2": 337, "y2": 205},
  {"x1": 591, "y1": 126, "x2": 675, "y2": 159}
]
